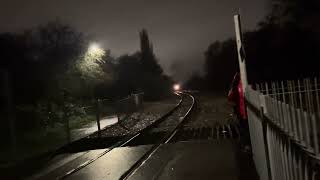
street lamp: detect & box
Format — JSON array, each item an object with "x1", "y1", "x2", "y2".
[
  {"x1": 86, "y1": 42, "x2": 105, "y2": 61},
  {"x1": 88, "y1": 43, "x2": 101, "y2": 55},
  {"x1": 173, "y1": 84, "x2": 181, "y2": 91}
]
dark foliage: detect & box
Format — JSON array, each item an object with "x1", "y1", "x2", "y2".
[
  {"x1": 186, "y1": 0, "x2": 320, "y2": 91},
  {"x1": 0, "y1": 21, "x2": 86, "y2": 136},
  {"x1": 140, "y1": 29, "x2": 163, "y2": 75},
  {"x1": 245, "y1": 0, "x2": 320, "y2": 83},
  {"x1": 204, "y1": 39, "x2": 238, "y2": 90},
  {"x1": 184, "y1": 73, "x2": 207, "y2": 90},
  {"x1": 97, "y1": 29, "x2": 173, "y2": 100},
  {"x1": 0, "y1": 22, "x2": 173, "y2": 137},
  {"x1": 0, "y1": 21, "x2": 85, "y2": 105}
]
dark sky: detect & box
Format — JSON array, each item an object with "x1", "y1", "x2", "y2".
[{"x1": 1, "y1": 0, "x2": 270, "y2": 81}]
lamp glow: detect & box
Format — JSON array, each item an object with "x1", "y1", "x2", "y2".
[
  {"x1": 88, "y1": 43, "x2": 101, "y2": 54},
  {"x1": 173, "y1": 84, "x2": 181, "y2": 91}
]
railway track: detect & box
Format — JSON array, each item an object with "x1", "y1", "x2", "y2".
[
  {"x1": 56, "y1": 92, "x2": 195, "y2": 180},
  {"x1": 119, "y1": 92, "x2": 195, "y2": 180}
]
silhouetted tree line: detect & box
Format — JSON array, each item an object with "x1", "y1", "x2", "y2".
[
  {"x1": 186, "y1": 0, "x2": 320, "y2": 91},
  {"x1": 0, "y1": 22, "x2": 172, "y2": 134},
  {"x1": 96, "y1": 29, "x2": 173, "y2": 100}
]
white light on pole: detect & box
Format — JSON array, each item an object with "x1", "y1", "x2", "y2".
[
  {"x1": 88, "y1": 43, "x2": 102, "y2": 55},
  {"x1": 173, "y1": 84, "x2": 181, "y2": 91}
]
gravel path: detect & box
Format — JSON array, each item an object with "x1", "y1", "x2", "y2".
[
  {"x1": 89, "y1": 95, "x2": 181, "y2": 138},
  {"x1": 89, "y1": 92, "x2": 234, "y2": 137},
  {"x1": 150, "y1": 94, "x2": 194, "y2": 132},
  {"x1": 183, "y1": 92, "x2": 236, "y2": 128}
]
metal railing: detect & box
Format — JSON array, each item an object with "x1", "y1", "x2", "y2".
[
  {"x1": 95, "y1": 93, "x2": 144, "y2": 134},
  {"x1": 245, "y1": 78, "x2": 320, "y2": 180},
  {"x1": 1, "y1": 93, "x2": 144, "y2": 164},
  {"x1": 82, "y1": 92, "x2": 144, "y2": 137}
]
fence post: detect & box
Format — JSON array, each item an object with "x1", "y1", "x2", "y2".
[
  {"x1": 261, "y1": 106, "x2": 273, "y2": 180},
  {"x1": 2, "y1": 70, "x2": 17, "y2": 158},
  {"x1": 96, "y1": 98, "x2": 101, "y2": 137},
  {"x1": 62, "y1": 89, "x2": 71, "y2": 144},
  {"x1": 234, "y1": 14, "x2": 248, "y2": 92},
  {"x1": 133, "y1": 93, "x2": 140, "y2": 110}
]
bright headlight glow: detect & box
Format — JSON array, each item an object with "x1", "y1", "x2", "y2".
[{"x1": 173, "y1": 84, "x2": 181, "y2": 91}]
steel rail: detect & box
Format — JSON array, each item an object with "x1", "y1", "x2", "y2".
[
  {"x1": 57, "y1": 92, "x2": 183, "y2": 180},
  {"x1": 119, "y1": 92, "x2": 195, "y2": 180}
]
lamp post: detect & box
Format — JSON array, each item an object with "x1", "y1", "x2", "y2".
[{"x1": 88, "y1": 42, "x2": 103, "y2": 136}]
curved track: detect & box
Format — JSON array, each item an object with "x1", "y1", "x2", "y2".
[
  {"x1": 119, "y1": 92, "x2": 195, "y2": 180},
  {"x1": 58, "y1": 92, "x2": 195, "y2": 180}
]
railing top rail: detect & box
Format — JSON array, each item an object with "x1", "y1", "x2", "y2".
[{"x1": 260, "y1": 89, "x2": 320, "y2": 96}]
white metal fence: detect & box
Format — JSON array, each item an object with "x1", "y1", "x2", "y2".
[{"x1": 245, "y1": 78, "x2": 320, "y2": 180}]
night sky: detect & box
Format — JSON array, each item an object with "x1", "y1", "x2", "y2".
[{"x1": 1, "y1": 0, "x2": 269, "y2": 81}]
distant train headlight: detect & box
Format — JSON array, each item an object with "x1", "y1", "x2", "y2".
[{"x1": 173, "y1": 84, "x2": 181, "y2": 91}]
